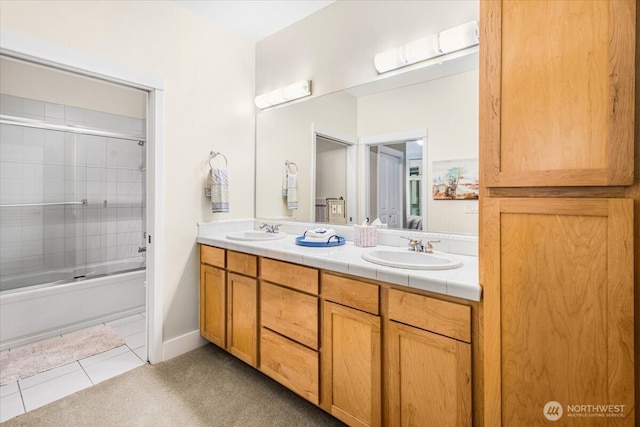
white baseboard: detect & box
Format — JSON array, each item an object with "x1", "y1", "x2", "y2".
[{"x1": 162, "y1": 329, "x2": 208, "y2": 361}]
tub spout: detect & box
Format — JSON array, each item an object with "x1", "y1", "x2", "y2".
[{"x1": 138, "y1": 247, "x2": 146, "y2": 253}]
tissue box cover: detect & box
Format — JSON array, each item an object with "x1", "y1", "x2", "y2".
[{"x1": 354, "y1": 225, "x2": 377, "y2": 247}]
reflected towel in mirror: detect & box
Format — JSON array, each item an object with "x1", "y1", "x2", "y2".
[
  {"x1": 210, "y1": 168, "x2": 229, "y2": 213},
  {"x1": 286, "y1": 173, "x2": 298, "y2": 210}
]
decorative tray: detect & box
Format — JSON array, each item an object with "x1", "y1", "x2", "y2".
[{"x1": 295, "y1": 235, "x2": 346, "y2": 247}]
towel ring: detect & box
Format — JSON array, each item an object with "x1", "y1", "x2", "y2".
[
  {"x1": 285, "y1": 160, "x2": 298, "y2": 173},
  {"x1": 209, "y1": 151, "x2": 228, "y2": 169}
]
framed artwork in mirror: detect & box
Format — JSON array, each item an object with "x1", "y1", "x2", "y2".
[{"x1": 432, "y1": 158, "x2": 479, "y2": 200}]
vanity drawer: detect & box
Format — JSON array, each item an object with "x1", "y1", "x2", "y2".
[
  {"x1": 260, "y1": 258, "x2": 319, "y2": 295},
  {"x1": 227, "y1": 251, "x2": 257, "y2": 277},
  {"x1": 261, "y1": 282, "x2": 318, "y2": 349},
  {"x1": 260, "y1": 327, "x2": 319, "y2": 405},
  {"x1": 388, "y1": 289, "x2": 471, "y2": 343},
  {"x1": 200, "y1": 245, "x2": 225, "y2": 268},
  {"x1": 322, "y1": 273, "x2": 379, "y2": 315}
]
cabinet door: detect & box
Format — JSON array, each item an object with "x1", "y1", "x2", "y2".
[
  {"x1": 387, "y1": 321, "x2": 471, "y2": 427},
  {"x1": 227, "y1": 273, "x2": 258, "y2": 367},
  {"x1": 481, "y1": 0, "x2": 635, "y2": 186},
  {"x1": 321, "y1": 301, "x2": 381, "y2": 427},
  {"x1": 482, "y1": 198, "x2": 634, "y2": 425},
  {"x1": 199, "y1": 264, "x2": 226, "y2": 347}
]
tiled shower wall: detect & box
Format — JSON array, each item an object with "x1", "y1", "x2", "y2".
[{"x1": 0, "y1": 94, "x2": 146, "y2": 281}]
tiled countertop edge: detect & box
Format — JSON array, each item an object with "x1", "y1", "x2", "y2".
[{"x1": 196, "y1": 219, "x2": 481, "y2": 302}]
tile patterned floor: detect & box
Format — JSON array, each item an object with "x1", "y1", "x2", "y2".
[{"x1": 0, "y1": 313, "x2": 147, "y2": 422}]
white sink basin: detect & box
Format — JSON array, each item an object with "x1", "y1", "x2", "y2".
[
  {"x1": 225, "y1": 231, "x2": 287, "y2": 241},
  {"x1": 361, "y1": 250, "x2": 463, "y2": 270}
]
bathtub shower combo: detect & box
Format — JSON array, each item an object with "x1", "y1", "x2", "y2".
[{"x1": 0, "y1": 94, "x2": 147, "y2": 351}]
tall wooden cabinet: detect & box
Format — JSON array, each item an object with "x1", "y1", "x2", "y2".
[
  {"x1": 481, "y1": 0, "x2": 635, "y2": 187},
  {"x1": 480, "y1": 0, "x2": 636, "y2": 425}
]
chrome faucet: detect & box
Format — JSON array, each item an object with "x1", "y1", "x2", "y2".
[
  {"x1": 402, "y1": 237, "x2": 424, "y2": 252},
  {"x1": 138, "y1": 246, "x2": 147, "y2": 253},
  {"x1": 401, "y1": 237, "x2": 441, "y2": 253},
  {"x1": 259, "y1": 223, "x2": 281, "y2": 233}
]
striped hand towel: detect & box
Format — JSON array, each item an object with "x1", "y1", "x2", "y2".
[
  {"x1": 282, "y1": 168, "x2": 289, "y2": 197},
  {"x1": 210, "y1": 168, "x2": 229, "y2": 213}
]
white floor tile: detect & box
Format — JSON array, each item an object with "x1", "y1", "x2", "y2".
[
  {"x1": 78, "y1": 345, "x2": 130, "y2": 368},
  {"x1": 21, "y1": 368, "x2": 91, "y2": 411},
  {"x1": 0, "y1": 381, "x2": 19, "y2": 398},
  {"x1": 124, "y1": 330, "x2": 145, "y2": 350},
  {"x1": 0, "y1": 389, "x2": 25, "y2": 423},
  {"x1": 19, "y1": 362, "x2": 81, "y2": 390},
  {"x1": 105, "y1": 313, "x2": 144, "y2": 328},
  {"x1": 81, "y1": 349, "x2": 144, "y2": 384},
  {"x1": 112, "y1": 318, "x2": 145, "y2": 338},
  {"x1": 1, "y1": 312, "x2": 147, "y2": 419},
  {"x1": 133, "y1": 345, "x2": 147, "y2": 362}
]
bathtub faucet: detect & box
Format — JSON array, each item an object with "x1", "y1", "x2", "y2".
[{"x1": 138, "y1": 247, "x2": 147, "y2": 253}]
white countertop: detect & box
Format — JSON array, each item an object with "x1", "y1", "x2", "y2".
[{"x1": 197, "y1": 228, "x2": 481, "y2": 302}]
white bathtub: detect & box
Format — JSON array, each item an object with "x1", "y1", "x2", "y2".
[{"x1": 0, "y1": 260, "x2": 146, "y2": 351}]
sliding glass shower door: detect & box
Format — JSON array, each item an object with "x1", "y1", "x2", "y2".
[{"x1": 0, "y1": 97, "x2": 146, "y2": 292}]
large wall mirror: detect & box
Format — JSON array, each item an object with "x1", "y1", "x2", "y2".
[{"x1": 255, "y1": 49, "x2": 479, "y2": 235}]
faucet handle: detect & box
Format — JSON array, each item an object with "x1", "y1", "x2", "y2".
[{"x1": 425, "y1": 240, "x2": 441, "y2": 253}]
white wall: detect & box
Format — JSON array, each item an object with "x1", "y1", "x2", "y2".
[
  {"x1": 256, "y1": 0, "x2": 479, "y2": 98},
  {"x1": 0, "y1": 57, "x2": 146, "y2": 119},
  {"x1": 0, "y1": 1, "x2": 255, "y2": 351}
]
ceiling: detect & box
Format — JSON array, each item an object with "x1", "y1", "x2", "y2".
[{"x1": 174, "y1": 0, "x2": 335, "y2": 42}]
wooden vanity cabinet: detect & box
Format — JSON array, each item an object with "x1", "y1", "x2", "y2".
[
  {"x1": 200, "y1": 247, "x2": 259, "y2": 368},
  {"x1": 200, "y1": 246, "x2": 226, "y2": 347},
  {"x1": 259, "y1": 258, "x2": 320, "y2": 404},
  {"x1": 200, "y1": 246, "x2": 477, "y2": 425},
  {"x1": 321, "y1": 273, "x2": 381, "y2": 427},
  {"x1": 386, "y1": 289, "x2": 472, "y2": 427}
]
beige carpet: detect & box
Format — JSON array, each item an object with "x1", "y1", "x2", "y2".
[
  {"x1": 0, "y1": 324, "x2": 125, "y2": 385},
  {"x1": 2, "y1": 344, "x2": 346, "y2": 427}
]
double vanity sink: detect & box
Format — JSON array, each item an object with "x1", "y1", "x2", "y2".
[
  {"x1": 197, "y1": 222, "x2": 480, "y2": 303},
  {"x1": 225, "y1": 230, "x2": 463, "y2": 271}
]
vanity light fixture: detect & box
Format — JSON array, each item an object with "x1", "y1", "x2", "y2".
[
  {"x1": 254, "y1": 80, "x2": 312, "y2": 109},
  {"x1": 374, "y1": 20, "x2": 479, "y2": 74}
]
